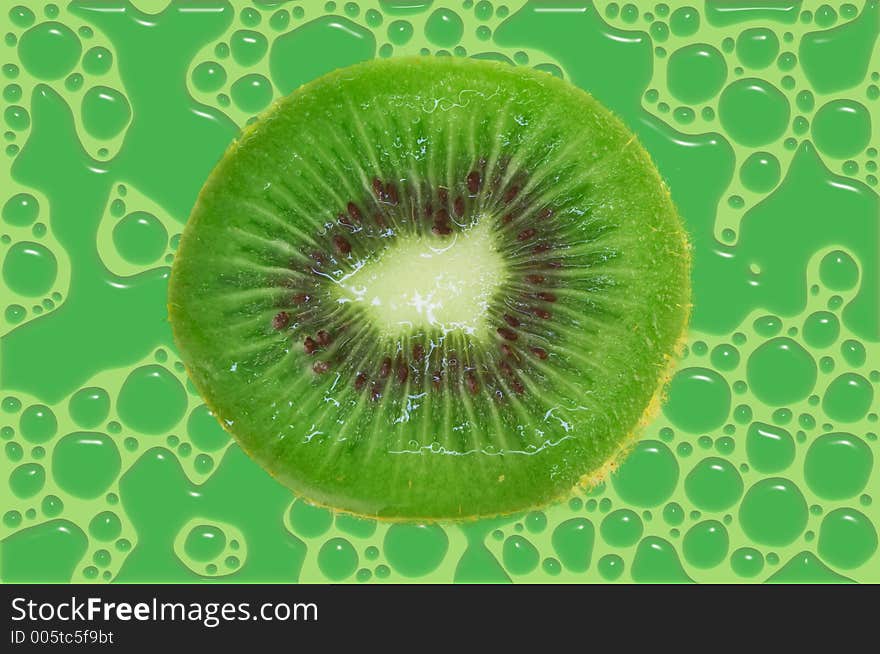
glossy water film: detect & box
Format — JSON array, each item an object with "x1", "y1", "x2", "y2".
[{"x1": 1, "y1": 1, "x2": 878, "y2": 582}]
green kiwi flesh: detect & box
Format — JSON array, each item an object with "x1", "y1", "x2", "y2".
[{"x1": 169, "y1": 57, "x2": 690, "y2": 520}]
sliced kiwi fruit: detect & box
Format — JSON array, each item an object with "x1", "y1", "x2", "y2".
[{"x1": 169, "y1": 57, "x2": 690, "y2": 520}]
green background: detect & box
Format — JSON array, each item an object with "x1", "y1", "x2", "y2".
[{"x1": 1, "y1": 0, "x2": 878, "y2": 583}]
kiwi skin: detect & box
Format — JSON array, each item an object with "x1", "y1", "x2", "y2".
[{"x1": 169, "y1": 56, "x2": 691, "y2": 522}]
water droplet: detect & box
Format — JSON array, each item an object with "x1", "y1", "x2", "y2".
[
  {"x1": 387, "y1": 20, "x2": 414, "y2": 45},
  {"x1": 802, "y1": 310, "x2": 839, "y2": 348},
  {"x1": 753, "y1": 314, "x2": 782, "y2": 337},
  {"x1": 19, "y1": 404, "x2": 56, "y2": 443},
  {"x1": 804, "y1": 433, "x2": 872, "y2": 499},
  {"x1": 663, "y1": 367, "x2": 731, "y2": 432},
  {"x1": 2, "y1": 241, "x2": 57, "y2": 296},
  {"x1": 89, "y1": 511, "x2": 121, "y2": 541},
  {"x1": 551, "y1": 518, "x2": 594, "y2": 572},
  {"x1": 186, "y1": 404, "x2": 230, "y2": 451},
  {"x1": 620, "y1": 3, "x2": 639, "y2": 23},
  {"x1": 9, "y1": 462, "x2": 45, "y2": 498},
  {"x1": 230, "y1": 73, "x2": 273, "y2": 113},
  {"x1": 684, "y1": 457, "x2": 743, "y2": 511},
  {"x1": 117, "y1": 365, "x2": 187, "y2": 434},
  {"x1": 474, "y1": 0, "x2": 493, "y2": 20},
  {"x1": 82, "y1": 46, "x2": 112, "y2": 75},
  {"x1": 666, "y1": 43, "x2": 727, "y2": 104},
  {"x1": 69, "y1": 387, "x2": 110, "y2": 429},
  {"x1": 384, "y1": 524, "x2": 448, "y2": 576},
  {"x1": 822, "y1": 373, "x2": 873, "y2": 422},
  {"x1": 2, "y1": 193, "x2": 38, "y2": 226},
  {"x1": 230, "y1": 29, "x2": 268, "y2": 67},
  {"x1": 269, "y1": 10, "x2": 290, "y2": 31},
  {"x1": 631, "y1": 536, "x2": 691, "y2": 583},
  {"x1": 819, "y1": 250, "x2": 859, "y2": 291},
  {"x1": 502, "y1": 534, "x2": 539, "y2": 575},
  {"x1": 747, "y1": 337, "x2": 816, "y2": 406},
  {"x1": 3, "y1": 510, "x2": 21, "y2": 527},
  {"x1": 525, "y1": 511, "x2": 546, "y2": 533},
  {"x1": 719, "y1": 78, "x2": 790, "y2": 146},
  {"x1": 113, "y1": 211, "x2": 167, "y2": 264},
  {"x1": 184, "y1": 524, "x2": 226, "y2": 561},
  {"x1": 611, "y1": 440, "x2": 679, "y2": 507},
  {"x1": 541, "y1": 557, "x2": 560, "y2": 575},
  {"x1": 735, "y1": 27, "x2": 779, "y2": 69},
  {"x1": 288, "y1": 499, "x2": 332, "y2": 538},
  {"x1": 192, "y1": 61, "x2": 227, "y2": 93},
  {"x1": 9, "y1": 5, "x2": 35, "y2": 28},
  {"x1": 840, "y1": 339, "x2": 866, "y2": 367},
  {"x1": 355, "y1": 567, "x2": 371, "y2": 582},
  {"x1": 739, "y1": 151, "x2": 781, "y2": 192},
  {"x1": 18, "y1": 21, "x2": 81, "y2": 80},
  {"x1": 739, "y1": 478, "x2": 808, "y2": 546},
  {"x1": 683, "y1": 519, "x2": 728, "y2": 568},
  {"x1": 662, "y1": 501, "x2": 684, "y2": 525},
  {"x1": 746, "y1": 422, "x2": 794, "y2": 473},
  {"x1": 81, "y1": 86, "x2": 131, "y2": 139},
  {"x1": 318, "y1": 537, "x2": 358, "y2": 580},
  {"x1": 669, "y1": 5, "x2": 699, "y2": 36},
  {"x1": 41, "y1": 494, "x2": 63, "y2": 517},
  {"x1": 93, "y1": 549, "x2": 112, "y2": 567},
  {"x1": 365, "y1": 9, "x2": 382, "y2": 26},
  {"x1": 730, "y1": 546, "x2": 764, "y2": 578},
  {"x1": 52, "y1": 432, "x2": 120, "y2": 499},
  {"x1": 812, "y1": 100, "x2": 872, "y2": 159},
  {"x1": 64, "y1": 72, "x2": 83, "y2": 92},
  {"x1": 600, "y1": 509, "x2": 643, "y2": 547},
  {"x1": 425, "y1": 8, "x2": 464, "y2": 47},
  {"x1": 5, "y1": 304, "x2": 25, "y2": 324},
  {"x1": 597, "y1": 553, "x2": 624, "y2": 580},
  {"x1": 5, "y1": 105, "x2": 30, "y2": 131},
  {"x1": 818, "y1": 507, "x2": 877, "y2": 569},
  {"x1": 193, "y1": 454, "x2": 214, "y2": 474}
]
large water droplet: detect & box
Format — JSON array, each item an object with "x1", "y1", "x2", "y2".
[
  {"x1": 719, "y1": 78, "x2": 790, "y2": 146},
  {"x1": 804, "y1": 433, "x2": 872, "y2": 499},
  {"x1": 818, "y1": 507, "x2": 877, "y2": 569},
  {"x1": 747, "y1": 337, "x2": 816, "y2": 405},
  {"x1": 611, "y1": 440, "x2": 679, "y2": 507},
  {"x1": 2, "y1": 241, "x2": 57, "y2": 297},
  {"x1": 52, "y1": 432, "x2": 121, "y2": 499},
  {"x1": 18, "y1": 22, "x2": 81, "y2": 80},
  {"x1": 117, "y1": 365, "x2": 187, "y2": 434},
  {"x1": 739, "y1": 478, "x2": 807, "y2": 546},
  {"x1": 663, "y1": 367, "x2": 731, "y2": 432}
]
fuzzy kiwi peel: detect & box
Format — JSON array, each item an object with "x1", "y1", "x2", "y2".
[{"x1": 169, "y1": 56, "x2": 690, "y2": 521}]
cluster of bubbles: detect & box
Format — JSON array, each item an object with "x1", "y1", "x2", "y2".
[
  {"x1": 187, "y1": 1, "x2": 559, "y2": 125},
  {"x1": 98, "y1": 183, "x2": 180, "y2": 274},
  {"x1": 6, "y1": 3, "x2": 131, "y2": 159},
  {"x1": 1, "y1": 190, "x2": 66, "y2": 332},
  {"x1": 2, "y1": 347, "x2": 232, "y2": 581},
  {"x1": 607, "y1": 0, "x2": 879, "y2": 235},
  {"x1": 175, "y1": 519, "x2": 246, "y2": 577},
  {"x1": 2, "y1": 188, "x2": 177, "y2": 334}
]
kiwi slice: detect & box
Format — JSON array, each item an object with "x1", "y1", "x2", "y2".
[{"x1": 169, "y1": 57, "x2": 690, "y2": 520}]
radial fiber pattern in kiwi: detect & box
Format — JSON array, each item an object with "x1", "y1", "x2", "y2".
[{"x1": 169, "y1": 57, "x2": 689, "y2": 519}]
